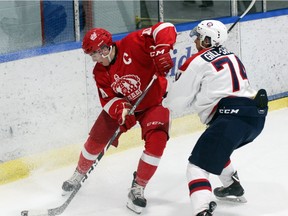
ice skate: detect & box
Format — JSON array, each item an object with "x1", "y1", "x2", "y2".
[
  {"x1": 214, "y1": 171, "x2": 247, "y2": 203},
  {"x1": 196, "y1": 201, "x2": 217, "y2": 216},
  {"x1": 62, "y1": 169, "x2": 85, "y2": 196},
  {"x1": 126, "y1": 172, "x2": 147, "y2": 214}
]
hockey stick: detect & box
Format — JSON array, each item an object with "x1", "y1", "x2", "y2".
[
  {"x1": 21, "y1": 74, "x2": 158, "y2": 216},
  {"x1": 228, "y1": 0, "x2": 257, "y2": 33}
]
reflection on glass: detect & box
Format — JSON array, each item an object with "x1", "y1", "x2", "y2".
[
  {"x1": 267, "y1": 0, "x2": 288, "y2": 11},
  {"x1": 0, "y1": 1, "x2": 41, "y2": 54},
  {"x1": 0, "y1": 0, "x2": 287, "y2": 56},
  {"x1": 137, "y1": 0, "x2": 231, "y2": 27}
]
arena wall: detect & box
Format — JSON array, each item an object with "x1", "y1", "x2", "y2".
[{"x1": 0, "y1": 10, "x2": 287, "y2": 185}]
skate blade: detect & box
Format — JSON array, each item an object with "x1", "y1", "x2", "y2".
[
  {"x1": 216, "y1": 195, "x2": 247, "y2": 203},
  {"x1": 126, "y1": 199, "x2": 143, "y2": 214}
]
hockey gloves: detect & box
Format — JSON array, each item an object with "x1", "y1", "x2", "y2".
[
  {"x1": 115, "y1": 102, "x2": 136, "y2": 132},
  {"x1": 151, "y1": 44, "x2": 174, "y2": 77}
]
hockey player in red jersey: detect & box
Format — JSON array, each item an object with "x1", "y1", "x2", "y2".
[
  {"x1": 62, "y1": 22, "x2": 177, "y2": 214},
  {"x1": 164, "y1": 20, "x2": 268, "y2": 216}
]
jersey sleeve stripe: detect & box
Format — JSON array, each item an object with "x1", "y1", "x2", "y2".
[{"x1": 153, "y1": 22, "x2": 175, "y2": 43}]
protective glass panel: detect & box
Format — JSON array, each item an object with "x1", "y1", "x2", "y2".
[
  {"x1": 267, "y1": 0, "x2": 288, "y2": 11},
  {"x1": 0, "y1": 1, "x2": 41, "y2": 54}
]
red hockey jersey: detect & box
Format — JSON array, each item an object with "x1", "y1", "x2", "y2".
[{"x1": 92, "y1": 22, "x2": 177, "y2": 120}]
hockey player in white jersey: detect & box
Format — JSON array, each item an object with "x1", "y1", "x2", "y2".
[{"x1": 164, "y1": 20, "x2": 268, "y2": 216}]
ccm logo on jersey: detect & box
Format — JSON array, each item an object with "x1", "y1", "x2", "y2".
[
  {"x1": 219, "y1": 108, "x2": 239, "y2": 114},
  {"x1": 150, "y1": 48, "x2": 166, "y2": 57},
  {"x1": 147, "y1": 121, "x2": 164, "y2": 127}
]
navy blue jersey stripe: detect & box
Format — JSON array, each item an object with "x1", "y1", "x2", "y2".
[{"x1": 188, "y1": 179, "x2": 211, "y2": 195}]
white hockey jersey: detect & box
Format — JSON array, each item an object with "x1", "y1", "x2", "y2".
[{"x1": 164, "y1": 46, "x2": 256, "y2": 124}]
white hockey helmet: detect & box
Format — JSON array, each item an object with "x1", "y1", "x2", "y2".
[{"x1": 190, "y1": 20, "x2": 228, "y2": 48}]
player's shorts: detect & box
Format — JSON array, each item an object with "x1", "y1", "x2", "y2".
[
  {"x1": 89, "y1": 110, "x2": 120, "y2": 147},
  {"x1": 188, "y1": 96, "x2": 268, "y2": 175},
  {"x1": 89, "y1": 104, "x2": 170, "y2": 147},
  {"x1": 136, "y1": 104, "x2": 170, "y2": 140}
]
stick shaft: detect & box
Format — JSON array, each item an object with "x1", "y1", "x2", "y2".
[
  {"x1": 228, "y1": 0, "x2": 257, "y2": 33},
  {"x1": 21, "y1": 74, "x2": 158, "y2": 216}
]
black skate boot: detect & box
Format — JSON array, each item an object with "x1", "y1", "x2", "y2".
[
  {"x1": 196, "y1": 201, "x2": 217, "y2": 216},
  {"x1": 213, "y1": 171, "x2": 247, "y2": 203},
  {"x1": 126, "y1": 171, "x2": 147, "y2": 214},
  {"x1": 62, "y1": 169, "x2": 85, "y2": 195}
]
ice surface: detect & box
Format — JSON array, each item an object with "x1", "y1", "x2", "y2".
[{"x1": 1, "y1": 108, "x2": 288, "y2": 216}]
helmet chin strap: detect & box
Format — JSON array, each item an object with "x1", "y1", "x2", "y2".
[
  {"x1": 200, "y1": 37, "x2": 212, "y2": 49},
  {"x1": 200, "y1": 42, "x2": 212, "y2": 49},
  {"x1": 102, "y1": 45, "x2": 113, "y2": 62}
]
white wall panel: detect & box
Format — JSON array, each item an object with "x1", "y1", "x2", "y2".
[
  {"x1": 240, "y1": 16, "x2": 288, "y2": 95},
  {"x1": 0, "y1": 50, "x2": 88, "y2": 161},
  {"x1": 0, "y1": 14, "x2": 287, "y2": 162}
]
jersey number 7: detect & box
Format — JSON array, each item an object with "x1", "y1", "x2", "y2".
[{"x1": 212, "y1": 56, "x2": 248, "y2": 92}]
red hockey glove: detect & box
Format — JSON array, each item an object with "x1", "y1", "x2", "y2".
[
  {"x1": 151, "y1": 45, "x2": 174, "y2": 77},
  {"x1": 115, "y1": 102, "x2": 136, "y2": 132}
]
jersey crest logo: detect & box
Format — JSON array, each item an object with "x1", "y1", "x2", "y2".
[
  {"x1": 111, "y1": 74, "x2": 142, "y2": 101},
  {"x1": 123, "y1": 52, "x2": 132, "y2": 65}
]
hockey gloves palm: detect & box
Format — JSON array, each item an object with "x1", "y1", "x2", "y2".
[
  {"x1": 115, "y1": 102, "x2": 136, "y2": 132},
  {"x1": 151, "y1": 44, "x2": 174, "y2": 77}
]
